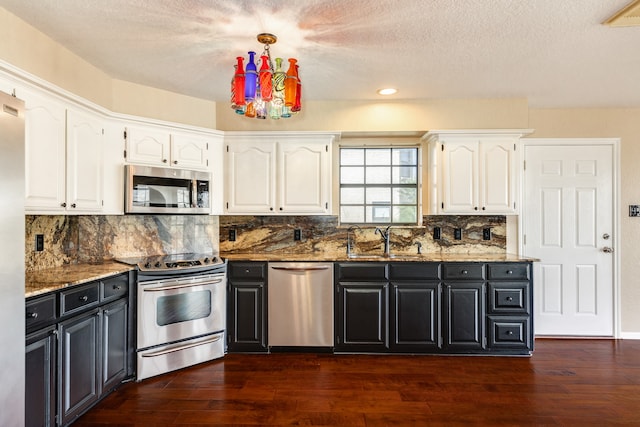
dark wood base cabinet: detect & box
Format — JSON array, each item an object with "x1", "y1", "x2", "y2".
[
  {"x1": 335, "y1": 261, "x2": 533, "y2": 356},
  {"x1": 25, "y1": 272, "x2": 134, "y2": 427},
  {"x1": 227, "y1": 262, "x2": 268, "y2": 353}
]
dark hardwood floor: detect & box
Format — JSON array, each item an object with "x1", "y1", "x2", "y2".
[{"x1": 75, "y1": 339, "x2": 640, "y2": 426}]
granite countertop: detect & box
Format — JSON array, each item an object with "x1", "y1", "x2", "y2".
[
  {"x1": 26, "y1": 262, "x2": 135, "y2": 298},
  {"x1": 222, "y1": 252, "x2": 540, "y2": 263}
]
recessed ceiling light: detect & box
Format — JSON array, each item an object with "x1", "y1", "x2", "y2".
[{"x1": 377, "y1": 88, "x2": 397, "y2": 96}]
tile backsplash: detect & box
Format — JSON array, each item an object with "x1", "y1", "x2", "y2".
[
  {"x1": 25, "y1": 215, "x2": 219, "y2": 271},
  {"x1": 219, "y1": 215, "x2": 506, "y2": 257}
]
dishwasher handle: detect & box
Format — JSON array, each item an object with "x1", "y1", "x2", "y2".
[{"x1": 270, "y1": 266, "x2": 330, "y2": 272}]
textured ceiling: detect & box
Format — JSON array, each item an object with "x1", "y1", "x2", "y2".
[{"x1": 1, "y1": 0, "x2": 639, "y2": 107}]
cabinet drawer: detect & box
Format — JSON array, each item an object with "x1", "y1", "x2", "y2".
[
  {"x1": 487, "y1": 316, "x2": 531, "y2": 349},
  {"x1": 101, "y1": 274, "x2": 128, "y2": 301},
  {"x1": 59, "y1": 282, "x2": 100, "y2": 316},
  {"x1": 336, "y1": 263, "x2": 388, "y2": 281},
  {"x1": 488, "y1": 283, "x2": 529, "y2": 314},
  {"x1": 389, "y1": 263, "x2": 440, "y2": 280},
  {"x1": 229, "y1": 262, "x2": 267, "y2": 280},
  {"x1": 487, "y1": 263, "x2": 529, "y2": 280},
  {"x1": 442, "y1": 263, "x2": 484, "y2": 280},
  {"x1": 26, "y1": 294, "x2": 57, "y2": 332}
]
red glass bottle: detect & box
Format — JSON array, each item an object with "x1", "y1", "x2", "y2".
[
  {"x1": 233, "y1": 57, "x2": 246, "y2": 106},
  {"x1": 259, "y1": 55, "x2": 273, "y2": 102},
  {"x1": 284, "y1": 58, "x2": 298, "y2": 107},
  {"x1": 292, "y1": 64, "x2": 302, "y2": 112}
]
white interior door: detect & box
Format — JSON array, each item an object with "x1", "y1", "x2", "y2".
[{"x1": 523, "y1": 142, "x2": 616, "y2": 336}]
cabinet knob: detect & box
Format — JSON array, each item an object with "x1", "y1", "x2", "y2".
[
  {"x1": 61, "y1": 202, "x2": 67, "y2": 207},
  {"x1": 506, "y1": 331, "x2": 514, "y2": 336},
  {"x1": 279, "y1": 207, "x2": 283, "y2": 211},
  {"x1": 79, "y1": 295, "x2": 88, "y2": 302},
  {"x1": 173, "y1": 160, "x2": 178, "y2": 165},
  {"x1": 71, "y1": 203, "x2": 77, "y2": 208},
  {"x1": 162, "y1": 159, "x2": 168, "y2": 163},
  {"x1": 506, "y1": 270, "x2": 513, "y2": 274},
  {"x1": 113, "y1": 285, "x2": 121, "y2": 290},
  {"x1": 506, "y1": 296, "x2": 513, "y2": 302},
  {"x1": 474, "y1": 207, "x2": 478, "y2": 211},
  {"x1": 26, "y1": 312, "x2": 38, "y2": 319},
  {"x1": 482, "y1": 207, "x2": 486, "y2": 210},
  {"x1": 461, "y1": 270, "x2": 468, "y2": 275},
  {"x1": 270, "y1": 207, "x2": 273, "y2": 211},
  {"x1": 245, "y1": 269, "x2": 250, "y2": 273}
]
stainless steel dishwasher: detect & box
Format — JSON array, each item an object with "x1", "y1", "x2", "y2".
[{"x1": 268, "y1": 262, "x2": 334, "y2": 348}]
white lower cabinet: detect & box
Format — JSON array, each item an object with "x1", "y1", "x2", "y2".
[
  {"x1": 225, "y1": 132, "x2": 336, "y2": 215},
  {"x1": 21, "y1": 87, "x2": 104, "y2": 214}
]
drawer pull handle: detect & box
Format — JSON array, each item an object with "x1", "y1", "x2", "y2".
[
  {"x1": 26, "y1": 312, "x2": 38, "y2": 319},
  {"x1": 506, "y1": 296, "x2": 513, "y2": 302},
  {"x1": 506, "y1": 270, "x2": 513, "y2": 274},
  {"x1": 79, "y1": 295, "x2": 88, "y2": 302}
]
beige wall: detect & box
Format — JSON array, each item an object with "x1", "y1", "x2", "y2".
[{"x1": 1, "y1": 7, "x2": 638, "y2": 335}]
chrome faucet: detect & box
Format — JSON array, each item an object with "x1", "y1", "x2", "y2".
[
  {"x1": 374, "y1": 225, "x2": 393, "y2": 257},
  {"x1": 346, "y1": 225, "x2": 361, "y2": 256}
]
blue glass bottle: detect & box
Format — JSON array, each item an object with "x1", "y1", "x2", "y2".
[{"x1": 244, "y1": 51, "x2": 257, "y2": 101}]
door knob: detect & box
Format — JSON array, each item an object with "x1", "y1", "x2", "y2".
[
  {"x1": 602, "y1": 247, "x2": 614, "y2": 253},
  {"x1": 603, "y1": 233, "x2": 610, "y2": 240}
]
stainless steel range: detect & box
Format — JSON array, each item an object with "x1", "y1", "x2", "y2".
[{"x1": 117, "y1": 253, "x2": 226, "y2": 381}]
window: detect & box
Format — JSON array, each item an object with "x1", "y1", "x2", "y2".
[{"x1": 339, "y1": 147, "x2": 419, "y2": 224}]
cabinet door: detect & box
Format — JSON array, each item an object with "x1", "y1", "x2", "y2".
[
  {"x1": 441, "y1": 140, "x2": 478, "y2": 213},
  {"x1": 479, "y1": 139, "x2": 517, "y2": 213},
  {"x1": 335, "y1": 282, "x2": 389, "y2": 352},
  {"x1": 278, "y1": 141, "x2": 330, "y2": 213},
  {"x1": 66, "y1": 108, "x2": 104, "y2": 212},
  {"x1": 442, "y1": 282, "x2": 485, "y2": 351},
  {"x1": 225, "y1": 141, "x2": 276, "y2": 213},
  {"x1": 102, "y1": 299, "x2": 128, "y2": 393},
  {"x1": 125, "y1": 125, "x2": 171, "y2": 165},
  {"x1": 59, "y1": 309, "x2": 100, "y2": 426},
  {"x1": 25, "y1": 327, "x2": 56, "y2": 427},
  {"x1": 22, "y1": 88, "x2": 67, "y2": 212},
  {"x1": 390, "y1": 282, "x2": 441, "y2": 352},
  {"x1": 171, "y1": 132, "x2": 209, "y2": 170},
  {"x1": 227, "y1": 282, "x2": 268, "y2": 352}
]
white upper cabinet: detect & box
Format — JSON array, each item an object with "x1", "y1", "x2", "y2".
[
  {"x1": 66, "y1": 108, "x2": 104, "y2": 212},
  {"x1": 125, "y1": 125, "x2": 209, "y2": 170},
  {"x1": 21, "y1": 87, "x2": 104, "y2": 214},
  {"x1": 225, "y1": 132, "x2": 336, "y2": 215},
  {"x1": 424, "y1": 130, "x2": 531, "y2": 215}
]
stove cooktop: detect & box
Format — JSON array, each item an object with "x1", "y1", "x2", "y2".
[{"x1": 116, "y1": 253, "x2": 223, "y2": 272}]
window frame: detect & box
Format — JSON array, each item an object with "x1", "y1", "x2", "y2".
[{"x1": 338, "y1": 144, "x2": 421, "y2": 226}]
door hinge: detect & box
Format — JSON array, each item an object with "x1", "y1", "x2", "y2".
[
  {"x1": 102, "y1": 128, "x2": 105, "y2": 135},
  {"x1": 523, "y1": 234, "x2": 526, "y2": 245},
  {"x1": 206, "y1": 143, "x2": 209, "y2": 150},
  {"x1": 441, "y1": 144, "x2": 444, "y2": 151},
  {"x1": 226, "y1": 202, "x2": 229, "y2": 209},
  {"x1": 523, "y1": 160, "x2": 526, "y2": 171},
  {"x1": 226, "y1": 145, "x2": 229, "y2": 152},
  {"x1": 124, "y1": 149, "x2": 127, "y2": 159},
  {"x1": 206, "y1": 159, "x2": 209, "y2": 166},
  {"x1": 441, "y1": 202, "x2": 444, "y2": 209},
  {"x1": 123, "y1": 130, "x2": 127, "y2": 140},
  {"x1": 325, "y1": 202, "x2": 328, "y2": 209},
  {"x1": 483, "y1": 337, "x2": 487, "y2": 348},
  {"x1": 326, "y1": 145, "x2": 328, "y2": 152},
  {"x1": 514, "y1": 143, "x2": 516, "y2": 151}
]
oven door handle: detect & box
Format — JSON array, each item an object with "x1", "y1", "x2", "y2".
[
  {"x1": 143, "y1": 278, "x2": 223, "y2": 292},
  {"x1": 141, "y1": 334, "x2": 222, "y2": 358},
  {"x1": 270, "y1": 266, "x2": 330, "y2": 272}
]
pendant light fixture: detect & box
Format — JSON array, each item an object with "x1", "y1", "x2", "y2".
[{"x1": 231, "y1": 33, "x2": 301, "y2": 120}]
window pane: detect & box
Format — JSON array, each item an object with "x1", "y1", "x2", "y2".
[
  {"x1": 366, "y1": 166, "x2": 391, "y2": 184},
  {"x1": 341, "y1": 187, "x2": 364, "y2": 204},
  {"x1": 392, "y1": 187, "x2": 417, "y2": 204},
  {"x1": 367, "y1": 205, "x2": 391, "y2": 223},
  {"x1": 341, "y1": 206, "x2": 364, "y2": 223},
  {"x1": 393, "y1": 206, "x2": 417, "y2": 223},
  {"x1": 366, "y1": 149, "x2": 390, "y2": 166},
  {"x1": 392, "y1": 166, "x2": 417, "y2": 184},
  {"x1": 341, "y1": 149, "x2": 364, "y2": 165},
  {"x1": 341, "y1": 166, "x2": 364, "y2": 184},
  {"x1": 392, "y1": 148, "x2": 418, "y2": 165},
  {"x1": 366, "y1": 187, "x2": 391, "y2": 204}
]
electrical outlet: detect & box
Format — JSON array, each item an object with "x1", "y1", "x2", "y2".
[
  {"x1": 228, "y1": 229, "x2": 236, "y2": 242},
  {"x1": 483, "y1": 228, "x2": 491, "y2": 240},
  {"x1": 454, "y1": 228, "x2": 462, "y2": 240},
  {"x1": 35, "y1": 234, "x2": 44, "y2": 251},
  {"x1": 294, "y1": 229, "x2": 302, "y2": 241},
  {"x1": 433, "y1": 227, "x2": 441, "y2": 240},
  {"x1": 630, "y1": 205, "x2": 640, "y2": 217}
]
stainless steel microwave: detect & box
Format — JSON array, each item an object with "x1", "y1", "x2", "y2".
[{"x1": 124, "y1": 165, "x2": 211, "y2": 214}]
